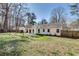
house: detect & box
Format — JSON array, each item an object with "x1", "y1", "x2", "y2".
[
  {"x1": 25, "y1": 23, "x2": 62, "y2": 36},
  {"x1": 12, "y1": 26, "x2": 26, "y2": 32},
  {"x1": 12, "y1": 22, "x2": 65, "y2": 36},
  {"x1": 69, "y1": 21, "x2": 79, "y2": 31}
]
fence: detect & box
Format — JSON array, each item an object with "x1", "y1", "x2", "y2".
[{"x1": 61, "y1": 30, "x2": 79, "y2": 38}]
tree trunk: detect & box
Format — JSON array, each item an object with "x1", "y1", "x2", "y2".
[{"x1": 3, "y1": 4, "x2": 9, "y2": 32}]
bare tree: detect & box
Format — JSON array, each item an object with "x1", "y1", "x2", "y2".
[
  {"x1": 50, "y1": 7, "x2": 67, "y2": 29},
  {"x1": 11, "y1": 3, "x2": 28, "y2": 32},
  {"x1": 0, "y1": 3, "x2": 28, "y2": 32},
  {"x1": 0, "y1": 3, "x2": 12, "y2": 32}
]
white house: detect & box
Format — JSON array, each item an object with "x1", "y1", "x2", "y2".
[{"x1": 25, "y1": 23, "x2": 62, "y2": 36}]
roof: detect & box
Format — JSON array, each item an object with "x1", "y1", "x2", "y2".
[{"x1": 25, "y1": 23, "x2": 61, "y2": 29}]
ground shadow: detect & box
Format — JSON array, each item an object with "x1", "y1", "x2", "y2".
[{"x1": 0, "y1": 39, "x2": 29, "y2": 56}]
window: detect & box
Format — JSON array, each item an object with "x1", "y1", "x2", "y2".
[
  {"x1": 48, "y1": 29, "x2": 50, "y2": 32},
  {"x1": 38, "y1": 29, "x2": 40, "y2": 33},
  {"x1": 29, "y1": 29, "x2": 31, "y2": 33},
  {"x1": 56, "y1": 29, "x2": 59, "y2": 33},
  {"x1": 43, "y1": 29, "x2": 45, "y2": 32}
]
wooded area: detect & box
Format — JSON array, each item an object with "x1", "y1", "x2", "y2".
[
  {"x1": 0, "y1": 3, "x2": 79, "y2": 33},
  {"x1": 0, "y1": 3, "x2": 36, "y2": 32}
]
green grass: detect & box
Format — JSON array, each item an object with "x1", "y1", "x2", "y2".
[{"x1": 0, "y1": 33, "x2": 79, "y2": 56}]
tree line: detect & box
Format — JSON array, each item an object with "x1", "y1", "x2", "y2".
[
  {"x1": 39, "y1": 4, "x2": 79, "y2": 30},
  {"x1": 0, "y1": 3, "x2": 36, "y2": 32},
  {"x1": 0, "y1": 3, "x2": 78, "y2": 32}
]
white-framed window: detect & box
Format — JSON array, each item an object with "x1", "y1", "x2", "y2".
[
  {"x1": 56, "y1": 29, "x2": 60, "y2": 33},
  {"x1": 29, "y1": 29, "x2": 31, "y2": 33},
  {"x1": 47, "y1": 29, "x2": 50, "y2": 32},
  {"x1": 38, "y1": 29, "x2": 40, "y2": 33}
]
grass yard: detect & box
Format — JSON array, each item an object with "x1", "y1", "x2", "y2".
[{"x1": 0, "y1": 33, "x2": 79, "y2": 56}]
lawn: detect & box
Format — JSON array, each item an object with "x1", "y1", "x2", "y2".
[{"x1": 0, "y1": 33, "x2": 79, "y2": 56}]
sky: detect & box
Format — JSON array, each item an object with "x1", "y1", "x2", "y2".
[{"x1": 27, "y1": 3, "x2": 78, "y2": 24}]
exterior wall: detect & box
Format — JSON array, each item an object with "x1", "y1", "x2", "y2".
[
  {"x1": 26, "y1": 25, "x2": 37, "y2": 34},
  {"x1": 33, "y1": 25, "x2": 38, "y2": 34},
  {"x1": 55, "y1": 28, "x2": 61, "y2": 36},
  {"x1": 12, "y1": 27, "x2": 26, "y2": 32},
  {"x1": 36, "y1": 28, "x2": 50, "y2": 34},
  {"x1": 26, "y1": 28, "x2": 33, "y2": 34},
  {"x1": 25, "y1": 27, "x2": 61, "y2": 36},
  {"x1": 25, "y1": 24, "x2": 62, "y2": 36},
  {"x1": 41, "y1": 29, "x2": 50, "y2": 34},
  {"x1": 19, "y1": 27, "x2": 26, "y2": 32},
  {"x1": 36, "y1": 24, "x2": 51, "y2": 35},
  {"x1": 49, "y1": 27, "x2": 61, "y2": 36},
  {"x1": 50, "y1": 28, "x2": 56, "y2": 35}
]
